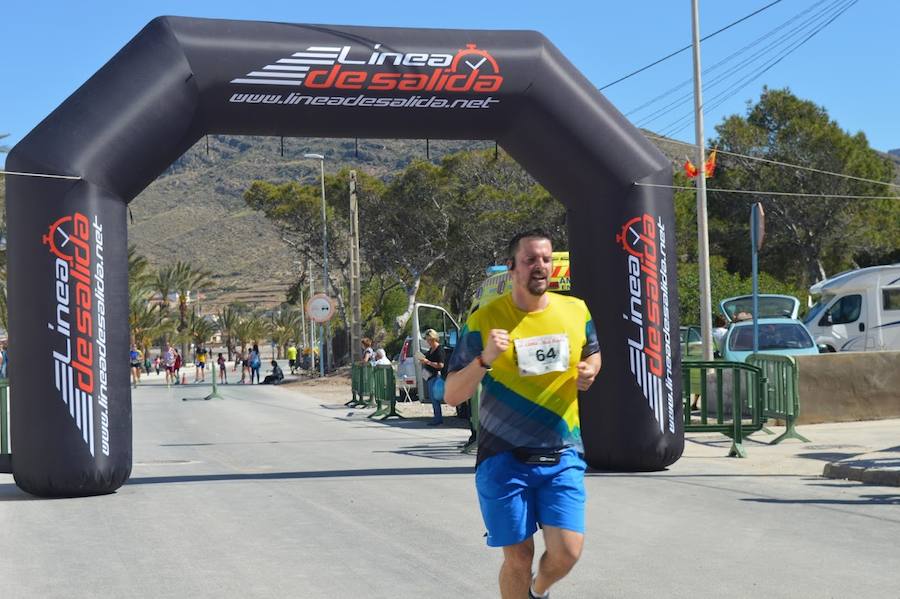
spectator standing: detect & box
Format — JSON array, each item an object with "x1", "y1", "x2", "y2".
[
  {"x1": 239, "y1": 347, "x2": 249, "y2": 384},
  {"x1": 360, "y1": 337, "x2": 375, "y2": 365},
  {"x1": 174, "y1": 348, "x2": 183, "y2": 385},
  {"x1": 217, "y1": 352, "x2": 228, "y2": 384},
  {"x1": 287, "y1": 342, "x2": 298, "y2": 374},
  {"x1": 712, "y1": 313, "x2": 728, "y2": 352},
  {"x1": 0, "y1": 343, "x2": 9, "y2": 379},
  {"x1": 195, "y1": 344, "x2": 208, "y2": 383},
  {"x1": 249, "y1": 344, "x2": 261, "y2": 384},
  {"x1": 420, "y1": 329, "x2": 446, "y2": 426}
]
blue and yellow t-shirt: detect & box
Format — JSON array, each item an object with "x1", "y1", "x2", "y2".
[{"x1": 448, "y1": 292, "x2": 600, "y2": 466}]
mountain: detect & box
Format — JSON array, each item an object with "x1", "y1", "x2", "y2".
[{"x1": 130, "y1": 136, "x2": 493, "y2": 309}]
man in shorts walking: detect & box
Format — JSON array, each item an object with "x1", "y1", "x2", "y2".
[{"x1": 445, "y1": 229, "x2": 601, "y2": 599}]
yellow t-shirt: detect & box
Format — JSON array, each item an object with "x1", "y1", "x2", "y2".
[{"x1": 448, "y1": 293, "x2": 599, "y2": 464}]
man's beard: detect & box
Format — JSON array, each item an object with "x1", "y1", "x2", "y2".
[{"x1": 526, "y1": 273, "x2": 549, "y2": 296}]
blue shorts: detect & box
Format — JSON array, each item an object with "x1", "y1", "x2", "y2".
[{"x1": 475, "y1": 448, "x2": 586, "y2": 547}]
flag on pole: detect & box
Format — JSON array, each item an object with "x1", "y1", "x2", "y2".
[
  {"x1": 683, "y1": 147, "x2": 718, "y2": 179},
  {"x1": 704, "y1": 148, "x2": 717, "y2": 178}
]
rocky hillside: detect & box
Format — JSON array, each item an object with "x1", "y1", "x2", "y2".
[{"x1": 129, "y1": 136, "x2": 492, "y2": 309}]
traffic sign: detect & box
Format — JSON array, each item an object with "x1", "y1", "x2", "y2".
[{"x1": 306, "y1": 293, "x2": 336, "y2": 323}]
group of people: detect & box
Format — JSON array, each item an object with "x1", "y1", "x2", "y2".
[
  {"x1": 129, "y1": 343, "x2": 287, "y2": 387},
  {"x1": 359, "y1": 337, "x2": 392, "y2": 367}
]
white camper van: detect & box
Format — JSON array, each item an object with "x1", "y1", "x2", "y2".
[{"x1": 803, "y1": 264, "x2": 900, "y2": 352}]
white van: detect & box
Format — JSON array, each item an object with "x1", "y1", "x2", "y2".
[{"x1": 803, "y1": 264, "x2": 900, "y2": 352}]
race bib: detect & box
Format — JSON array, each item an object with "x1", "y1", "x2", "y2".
[{"x1": 514, "y1": 334, "x2": 570, "y2": 376}]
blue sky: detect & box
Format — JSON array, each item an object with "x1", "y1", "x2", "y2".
[{"x1": 2, "y1": 0, "x2": 896, "y2": 167}]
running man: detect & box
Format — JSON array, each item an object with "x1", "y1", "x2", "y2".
[
  {"x1": 163, "y1": 344, "x2": 176, "y2": 387},
  {"x1": 129, "y1": 345, "x2": 143, "y2": 389},
  {"x1": 445, "y1": 229, "x2": 601, "y2": 599}
]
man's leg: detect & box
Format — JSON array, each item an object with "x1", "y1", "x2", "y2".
[
  {"x1": 532, "y1": 526, "x2": 583, "y2": 596},
  {"x1": 500, "y1": 537, "x2": 534, "y2": 599}
]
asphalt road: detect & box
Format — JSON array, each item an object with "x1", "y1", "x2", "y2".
[{"x1": 1, "y1": 376, "x2": 898, "y2": 598}]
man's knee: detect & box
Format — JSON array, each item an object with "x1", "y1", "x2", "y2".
[
  {"x1": 502, "y1": 540, "x2": 535, "y2": 573},
  {"x1": 543, "y1": 528, "x2": 583, "y2": 570}
]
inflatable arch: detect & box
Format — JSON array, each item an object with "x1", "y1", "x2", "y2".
[{"x1": 5, "y1": 17, "x2": 683, "y2": 497}]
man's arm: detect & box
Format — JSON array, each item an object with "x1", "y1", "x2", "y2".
[
  {"x1": 576, "y1": 351, "x2": 602, "y2": 391},
  {"x1": 444, "y1": 359, "x2": 486, "y2": 407},
  {"x1": 445, "y1": 328, "x2": 508, "y2": 406}
]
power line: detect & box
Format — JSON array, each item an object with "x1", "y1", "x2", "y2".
[
  {"x1": 0, "y1": 169, "x2": 81, "y2": 180},
  {"x1": 630, "y1": 0, "x2": 835, "y2": 124},
  {"x1": 639, "y1": 0, "x2": 851, "y2": 132},
  {"x1": 625, "y1": 0, "x2": 830, "y2": 119},
  {"x1": 599, "y1": 0, "x2": 784, "y2": 90},
  {"x1": 658, "y1": 0, "x2": 857, "y2": 137},
  {"x1": 644, "y1": 134, "x2": 900, "y2": 191},
  {"x1": 633, "y1": 182, "x2": 898, "y2": 200}
]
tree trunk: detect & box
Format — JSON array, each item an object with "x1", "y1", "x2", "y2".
[{"x1": 394, "y1": 275, "x2": 422, "y2": 335}]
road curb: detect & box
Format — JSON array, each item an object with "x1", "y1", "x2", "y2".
[{"x1": 822, "y1": 453, "x2": 900, "y2": 487}]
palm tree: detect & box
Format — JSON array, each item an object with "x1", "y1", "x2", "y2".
[
  {"x1": 217, "y1": 305, "x2": 243, "y2": 360},
  {"x1": 269, "y1": 308, "x2": 303, "y2": 359},
  {"x1": 156, "y1": 261, "x2": 214, "y2": 357},
  {"x1": 130, "y1": 297, "x2": 172, "y2": 356},
  {"x1": 187, "y1": 309, "x2": 217, "y2": 348},
  {"x1": 128, "y1": 245, "x2": 154, "y2": 298}
]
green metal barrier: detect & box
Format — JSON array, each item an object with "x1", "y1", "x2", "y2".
[
  {"x1": 348, "y1": 364, "x2": 375, "y2": 408},
  {"x1": 746, "y1": 354, "x2": 809, "y2": 444},
  {"x1": 0, "y1": 379, "x2": 8, "y2": 455},
  {"x1": 682, "y1": 361, "x2": 765, "y2": 457},
  {"x1": 369, "y1": 365, "x2": 404, "y2": 420}
]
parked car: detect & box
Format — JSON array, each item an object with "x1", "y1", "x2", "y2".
[
  {"x1": 720, "y1": 294, "x2": 800, "y2": 323},
  {"x1": 804, "y1": 264, "x2": 900, "y2": 352},
  {"x1": 719, "y1": 318, "x2": 819, "y2": 363},
  {"x1": 680, "y1": 325, "x2": 703, "y2": 359}
]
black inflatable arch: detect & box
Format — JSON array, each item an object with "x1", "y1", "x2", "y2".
[{"x1": 6, "y1": 17, "x2": 683, "y2": 497}]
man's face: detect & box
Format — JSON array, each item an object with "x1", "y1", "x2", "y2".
[{"x1": 510, "y1": 237, "x2": 553, "y2": 297}]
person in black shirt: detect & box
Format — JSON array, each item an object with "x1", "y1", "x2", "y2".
[{"x1": 420, "y1": 328, "x2": 446, "y2": 425}]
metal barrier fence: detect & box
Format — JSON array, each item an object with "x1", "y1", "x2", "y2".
[
  {"x1": 369, "y1": 365, "x2": 403, "y2": 420},
  {"x1": 682, "y1": 361, "x2": 765, "y2": 457},
  {"x1": 1, "y1": 379, "x2": 9, "y2": 457},
  {"x1": 348, "y1": 364, "x2": 375, "y2": 408},
  {"x1": 746, "y1": 354, "x2": 809, "y2": 444}
]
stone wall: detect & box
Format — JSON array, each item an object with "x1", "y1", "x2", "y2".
[{"x1": 796, "y1": 351, "x2": 900, "y2": 424}]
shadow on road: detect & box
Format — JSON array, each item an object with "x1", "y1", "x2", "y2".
[
  {"x1": 373, "y1": 442, "x2": 472, "y2": 461},
  {"x1": 125, "y1": 465, "x2": 476, "y2": 486},
  {"x1": 742, "y1": 494, "x2": 900, "y2": 506}
]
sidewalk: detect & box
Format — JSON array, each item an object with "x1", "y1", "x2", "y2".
[{"x1": 680, "y1": 417, "x2": 900, "y2": 486}]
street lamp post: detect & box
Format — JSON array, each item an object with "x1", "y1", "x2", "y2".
[{"x1": 304, "y1": 153, "x2": 329, "y2": 375}]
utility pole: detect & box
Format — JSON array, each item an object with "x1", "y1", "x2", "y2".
[
  {"x1": 308, "y1": 258, "x2": 317, "y2": 375},
  {"x1": 348, "y1": 171, "x2": 362, "y2": 362},
  {"x1": 691, "y1": 0, "x2": 715, "y2": 361}
]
